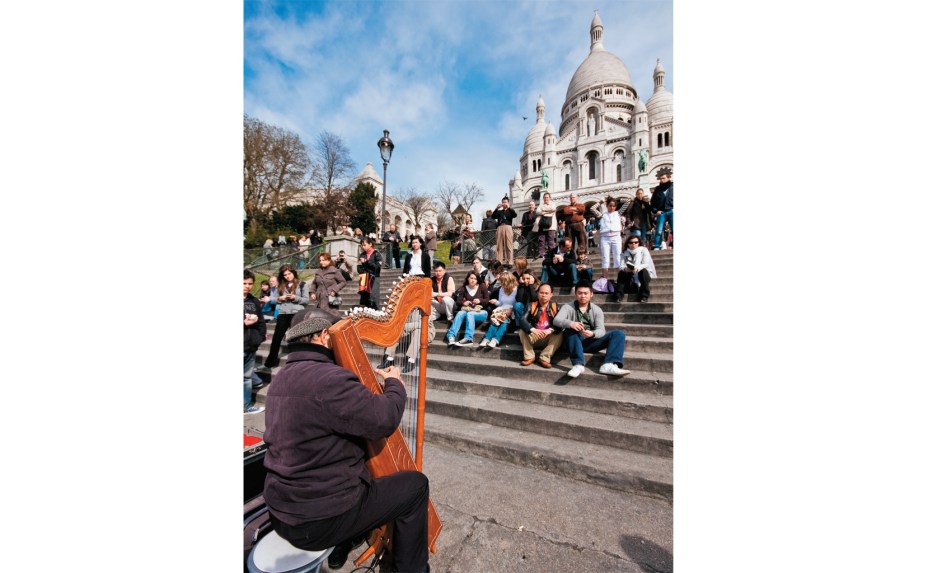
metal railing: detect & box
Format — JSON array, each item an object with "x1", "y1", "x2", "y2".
[{"x1": 454, "y1": 228, "x2": 541, "y2": 264}]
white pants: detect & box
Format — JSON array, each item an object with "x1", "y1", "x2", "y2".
[
  {"x1": 432, "y1": 296, "x2": 454, "y2": 320},
  {"x1": 600, "y1": 233, "x2": 623, "y2": 270}
]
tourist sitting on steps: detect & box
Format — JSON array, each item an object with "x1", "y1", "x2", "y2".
[
  {"x1": 445, "y1": 271, "x2": 490, "y2": 347},
  {"x1": 480, "y1": 271, "x2": 519, "y2": 348},
  {"x1": 541, "y1": 237, "x2": 578, "y2": 286},
  {"x1": 430, "y1": 261, "x2": 455, "y2": 320},
  {"x1": 613, "y1": 235, "x2": 657, "y2": 303},
  {"x1": 553, "y1": 281, "x2": 631, "y2": 378},
  {"x1": 516, "y1": 282, "x2": 563, "y2": 368}
]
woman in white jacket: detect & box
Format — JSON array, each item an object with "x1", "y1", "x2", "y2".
[
  {"x1": 598, "y1": 198, "x2": 624, "y2": 278},
  {"x1": 615, "y1": 235, "x2": 657, "y2": 303}
]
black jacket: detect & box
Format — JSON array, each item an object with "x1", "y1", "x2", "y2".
[
  {"x1": 542, "y1": 245, "x2": 577, "y2": 270},
  {"x1": 382, "y1": 230, "x2": 402, "y2": 253},
  {"x1": 520, "y1": 209, "x2": 538, "y2": 232},
  {"x1": 243, "y1": 293, "x2": 267, "y2": 353},
  {"x1": 492, "y1": 207, "x2": 517, "y2": 226},
  {"x1": 356, "y1": 249, "x2": 383, "y2": 277},
  {"x1": 402, "y1": 251, "x2": 432, "y2": 277},
  {"x1": 650, "y1": 181, "x2": 673, "y2": 213},
  {"x1": 263, "y1": 344, "x2": 406, "y2": 525}
]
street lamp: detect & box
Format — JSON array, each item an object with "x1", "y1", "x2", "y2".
[{"x1": 377, "y1": 129, "x2": 394, "y2": 236}]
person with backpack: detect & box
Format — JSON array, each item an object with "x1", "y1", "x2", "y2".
[{"x1": 516, "y1": 282, "x2": 563, "y2": 368}]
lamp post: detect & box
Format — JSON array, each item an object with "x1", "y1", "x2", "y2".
[{"x1": 377, "y1": 129, "x2": 394, "y2": 237}]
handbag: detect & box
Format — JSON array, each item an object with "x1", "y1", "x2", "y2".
[
  {"x1": 592, "y1": 276, "x2": 614, "y2": 294},
  {"x1": 318, "y1": 272, "x2": 342, "y2": 307},
  {"x1": 539, "y1": 215, "x2": 552, "y2": 229},
  {"x1": 358, "y1": 272, "x2": 373, "y2": 294}
]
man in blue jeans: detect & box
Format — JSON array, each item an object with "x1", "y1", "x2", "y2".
[
  {"x1": 243, "y1": 269, "x2": 267, "y2": 414},
  {"x1": 540, "y1": 237, "x2": 578, "y2": 286},
  {"x1": 553, "y1": 281, "x2": 631, "y2": 378},
  {"x1": 650, "y1": 167, "x2": 674, "y2": 249}
]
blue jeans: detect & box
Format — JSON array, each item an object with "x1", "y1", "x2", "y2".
[
  {"x1": 563, "y1": 329, "x2": 627, "y2": 367},
  {"x1": 513, "y1": 302, "x2": 526, "y2": 327},
  {"x1": 244, "y1": 351, "x2": 256, "y2": 409},
  {"x1": 484, "y1": 319, "x2": 510, "y2": 342},
  {"x1": 541, "y1": 263, "x2": 578, "y2": 285},
  {"x1": 447, "y1": 310, "x2": 488, "y2": 341},
  {"x1": 653, "y1": 210, "x2": 673, "y2": 249}
]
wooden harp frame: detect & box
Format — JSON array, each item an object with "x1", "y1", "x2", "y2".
[{"x1": 327, "y1": 275, "x2": 442, "y2": 564}]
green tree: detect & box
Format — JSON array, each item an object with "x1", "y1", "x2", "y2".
[
  {"x1": 348, "y1": 181, "x2": 378, "y2": 235},
  {"x1": 243, "y1": 115, "x2": 311, "y2": 228},
  {"x1": 273, "y1": 202, "x2": 325, "y2": 234}
]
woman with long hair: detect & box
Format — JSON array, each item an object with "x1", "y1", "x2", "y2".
[
  {"x1": 263, "y1": 264, "x2": 309, "y2": 369},
  {"x1": 614, "y1": 235, "x2": 657, "y2": 304},
  {"x1": 309, "y1": 252, "x2": 347, "y2": 310},
  {"x1": 356, "y1": 237, "x2": 383, "y2": 309},
  {"x1": 445, "y1": 270, "x2": 489, "y2": 347},
  {"x1": 480, "y1": 271, "x2": 519, "y2": 349},
  {"x1": 512, "y1": 269, "x2": 539, "y2": 326}
]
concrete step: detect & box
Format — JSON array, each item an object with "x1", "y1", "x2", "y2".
[
  {"x1": 253, "y1": 347, "x2": 673, "y2": 397},
  {"x1": 430, "y1": 327, "x2": 673, "y2": 354},
  {"x1": 425, "y1": 387, "x2": 673, "y2": 458},
  {"x1": 427, "y1": 369, "x2": 672, "y2": 423},
  {"x1": 424, "y1": 345, "x2": 673, "y2": 375},
  {"x1": 424, "y1": 412, "x2": 673, "y2": 502}
]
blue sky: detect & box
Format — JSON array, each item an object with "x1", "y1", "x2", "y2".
[{"x1": 244, "y1": 0, "x2": 672, "y2": 220}]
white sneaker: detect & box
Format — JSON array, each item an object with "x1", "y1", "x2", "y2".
[
  {"x1": 478, "y1": 339, "x2": 489, "y2": 347},
  {"x1": 599, "y1": 363, "x2": 631, "y2": 376},
  {"x1": 488, "y1": 339, "x2": 498, "y2": 348},
  {"x1": 567, "y1": 365, "x2": 585, "y2": 378}
]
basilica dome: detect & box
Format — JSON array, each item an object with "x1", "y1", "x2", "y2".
[
  {"x1": 564, "y1": 13, "x2": 635, "y2": 104},
  {"x1": 565, "y1": 50, "x2": 634, "y2": 102}
]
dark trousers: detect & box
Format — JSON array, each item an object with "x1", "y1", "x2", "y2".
[
  {"x1": 360, "y1": 276, "x2": 380, "y2": 309},
  {"x1": 615, "y1": 269, "x2": 651, "y2": 300},
  {"x1": 569, "y1": 221, "x2": 587, "y2": 253},
  {"x1": 392, "y1": 250, "x2": 402, "y2": 269},
  {"x1": 264, "y1": 312, "x2": 294, "y2": 368},
  {"x1": 270, "y1": 471, "x2": 430, "y2": 573}
]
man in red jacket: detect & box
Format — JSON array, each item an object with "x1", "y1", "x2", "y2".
[{"x1": 263, "y1": 308, "x2": 430, "y2": 572}]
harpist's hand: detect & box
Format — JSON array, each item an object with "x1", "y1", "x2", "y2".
[{"x1": 375, "y1": 366, "x2": 404, "y2": 386}]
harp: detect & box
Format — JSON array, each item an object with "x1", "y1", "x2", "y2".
[{"x1": 327, "y1": 275, "x2": 443, "y2": 566}]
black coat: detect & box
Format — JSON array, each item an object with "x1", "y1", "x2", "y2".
[
  {"x1": 263, "y1": 344, "x2": 406, "y2": 525},
  {"x1": 402, "y1": 251, "x2": 432, "y2": 277},
  {"x1": 243, "y1": 293, "x2": 267, "y2": 353},
  {"x1": 357, "y1": 249, "x2": 383, "y2": 277}
]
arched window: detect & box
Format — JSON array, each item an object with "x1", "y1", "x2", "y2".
[
  {"x1": 586, "y1": 151, "x2": 599, "y2": 181},
  {"x1": 565, "y1": 173, "x2": 570, "y2": 190},
  {"x1": 665, "y1": 131, "x2": 671, "y2": 146},
  {"x1": 657, "y1": 133, "x2": 663, "y2": 148},
  {"x1": 616, "y1": 165, "x2": 622, "y2": 181}
]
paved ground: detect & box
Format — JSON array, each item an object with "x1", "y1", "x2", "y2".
[{"x1": 245, "y1": 413, "x2": 673, "y2": 573}]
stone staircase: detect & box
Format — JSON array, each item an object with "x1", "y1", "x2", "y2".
[{"x1": 254, "y1": 250, "x2": 673, "y2": 502}]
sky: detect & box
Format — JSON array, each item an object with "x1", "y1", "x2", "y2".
[{"x1": 244, "y1": 0, "x2": 672, "y2": 221}]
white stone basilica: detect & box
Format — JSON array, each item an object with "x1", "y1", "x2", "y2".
[{"x1": 509, "y1": 11, "x2": 673, "y2": 214}]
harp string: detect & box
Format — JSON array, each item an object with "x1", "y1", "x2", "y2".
[{"x1": 361, "y1": 307, "x2": 424, "y2": 459}]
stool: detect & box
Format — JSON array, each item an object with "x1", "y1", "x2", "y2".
[{"x1": 247, "y1": 529, "x2": 334, "y2": 573}]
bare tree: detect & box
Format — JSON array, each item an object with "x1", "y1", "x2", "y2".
[
  {"x1": 434, "y1": 180, "x2": 484, "y2": 222},
  {"x1": 308, "y1": 130, "x2": 357, "y2": 233},
  {"x1": 243, "y1": 115, "x2": 310, "y2": 223},
  {"x1": 460, "y1": 182, "x2": 485, "y2": 215},
  {"x1": 395, "y1": 187, "x2": 436, "y2": 237}
]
